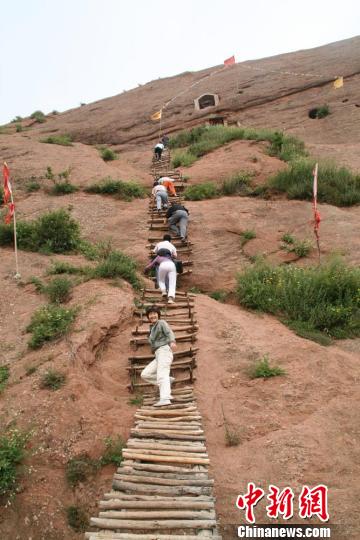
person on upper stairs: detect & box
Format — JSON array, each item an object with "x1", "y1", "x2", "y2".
[
  {"x1": 152, "y1": 181, "x2": 168, "y2": 212},
  {"x1": 166, "y1": 202, "x2": 189, "y2": 241},
  {"x1": 154, "y1": 141, "x2": 164, "y2": 161},
  {"x1": 161, "y1": 134, "x2": 170, "y2": 147},
  {"x1": 158, "y1": 176, "x2": 177, "y2": 197},
  {"x1": 140, "y1": 305, "x2": 176, "y2": 407}
]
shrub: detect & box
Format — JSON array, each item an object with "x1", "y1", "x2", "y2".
[
  {"x1": 184, "y1": 182, "x2": 218, "y2": 200},
  {"x1": 66, "y1": 506, "x2": 88, "y2": 532},
  {"x1": 0, "y1": 429, "x2": 30, "y2": 496},
  {"x1": 85, "y1": 178, "x2": 146, "y2": 200},
  {"x1": 316, "y1": 104, "x2": 330, "y2": 119},
  {"x1": 267, "y1": 131, "x2": 307, "y2": 162},
  {"x1": 249, "y1": 355, "x2": 286, "y2": 379},
  {"x1": 45, "y1": 166, "x2": 54, "y2": 180},
  {"x1": 11, "y1": 116, "x2": 23, "y2": 123},
  {"x1": 221, "y1": 172, "x2": 253, "y2": 195},
  {"x1": 0, "y1": 365, "x2": 10, "y2": 393},
  {"x1": 269, "y1": 159, "x2": 360, "y2": 206},
  {"x1": 25, "y1": 179, "x2": 41, "y2": 192},
  {"x1": 30, "y1": 110, "x2": 46, "y2": 123},
  {"x1": 45, "y1": 277, "x2": 72, "y2": 303},
  {"x1": 99, "y1": 147, "x2": 117, "y2": 161},
  {"x1": 66, "y1": 454, "x2": 97, "y2": 487},
  {"x1": 291, "y1": 240, "x2": 312, "y2": 258},
  {"x1": 225, "y1": 426, "x2": 241, "y2": 447},
  {"x1": 169, "y1": 126, "x2": 208, "y2": 148},
  {"x1": 281, "y1": 233, "x2": 295, "y2": 244},
  {"x1": 236, "y1": 260, "x2": 360, "y2": 340},
  {"x1": 93, "y1": 250, "x2": 141, "y2": 289},
  {"x1": 25, "y1": 366, "x2": 37, "y2": 376},
  {"x1": 50, "y1": 181, "x2": 78, "y2": 195},
  {"x1": 15, "y1": 124, "x2": 23, "y2": 133},
  {"x1": 172, "y1": 151, "x2": 197, "y2": 168},
  {"x1": 99, "y1": 436, "x2": 124, "y2": 466},
  {"x1": 27, "y1": 304, "x2": 77, "y2": 348},
  {"x1": 40, "y1": 135, "x2": 73, "y2": 146},
  {"x1": 40, "y1": 369, "x2": 66, "y2": 390}
]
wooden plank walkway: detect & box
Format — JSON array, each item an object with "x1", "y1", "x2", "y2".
[{"x1": 86, "y1": 149, "x2": 221, "y2": 539}]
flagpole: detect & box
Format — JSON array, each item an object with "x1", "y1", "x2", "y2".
[
  {"x1": 159, "y1": 109, "x2": 163, "y2": 140},
  {"x1": 10, "y1": 191, "x2": 20, "y2": 278}
]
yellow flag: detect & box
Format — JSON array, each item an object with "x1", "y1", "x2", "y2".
[
  {"x1": 333, "y1": 77, "x2": 344, "y2": 89},
  {"x1": 151, "y1": 109, "x2": 162, "y2": 121}
]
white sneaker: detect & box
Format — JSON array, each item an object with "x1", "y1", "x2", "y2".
[
  {"x1": 154, "y1": 399, "x2": 171, "y2": 407},
  {"x1": 167, "y1": 297, "x2": 175, "y2": 304},
  {"x1": 170, "y1": 376, "x2": 175, "y2": 383}
]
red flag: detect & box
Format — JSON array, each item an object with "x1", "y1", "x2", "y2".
[
  {"x1": 3, "y1": 162, "x2": 15, "y2": 223},
  {"x1": 3, "y1": 162, "x2": 12, "y2": 205},
  {"x1": 224, "y1": 55, "x2": 235, "y2": 66}
]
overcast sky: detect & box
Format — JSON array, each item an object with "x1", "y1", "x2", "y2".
[{"x1": 0, "y1": 0, "x2": 359, "y2": 124}]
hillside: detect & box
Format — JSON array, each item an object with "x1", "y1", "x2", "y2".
[{"x1": 0, "y1": 37, "x2": 359, "y2": 540}]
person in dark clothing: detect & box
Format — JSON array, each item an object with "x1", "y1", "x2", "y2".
[
  {"x1": 161, "y1": 135, "x2": 170, "y2": 147},
  {"x1": 166, "y1": 203, "x2": 189, "y2": 240},
  {"x1": 154, "y1": 142, "x2": 164, "y2": 161}
]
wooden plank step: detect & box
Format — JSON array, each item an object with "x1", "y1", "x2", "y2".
[
  {"x1": 98, "y1": 510, "x2": 216, "y2": 520},
  {"x1": 122, "y1": 452, "x2": 209, "y2": 464},
  {"x1": 112, "y1": 480, "x2": 212, "y2": 496},
  {"x1": 129, "y1": 348, "x2": 198, "y2": 361},
  {"x1": 123, "y1": 448, "x2": 207, "y2": 458},
  {"x1": 86, "y1": 534, "x2": 221, "y2": 540},
  {"x1": 118, "y1": 468, "x2": 209, "y2": 481},
  {"x1": 90, "y1": 517, "x2": 217, "y2": 530},
  {"x1": 99, "y1": 500, "x2": 215, "y2": 510},
  {"x1": 113, "y1": 474, "x2": 213, "y2": 487},
  {"x1": 103, "y1": 492, "x2": 213, "y2": 501}
]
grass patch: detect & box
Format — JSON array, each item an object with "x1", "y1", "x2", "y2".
[
  {"x1": 209, "y1": 290, "x2": 228, "y2": 302},
  {"x1": 269, "y1": 159, "x2": 360, "y2": 207},
  {"x1": 170, "y1": 125, "x2": 306, "y2": 167},
  {"x1": 85, "y1": 177, "x2": 146, "y2": 200},
  {"x1": 92, "y1": 250, "x2": 141, "y2": 289},
  {"x1": 30, "y1": 110, "x2": 46, "y2": 123},
  {"x1": 0, "y1": 209, "x2": 81, "y2": 253},
  {"x1": 27, "y1": 304, "x2": 77, "y2": 349},
  {"x1": 128, "y1": 394, "x2": 144, "y2": 406},
  {"x1": 281, "y1": 233, "x2": 295, "y2": 245},
  {"x1": 99, "y1": 147, "x2": 117, "y2": 161},
  {"x1": 184, "y1": 182, "x2": 218, "y2": 201},
  {"x1": 25, "y1": 366, "x2": 37, "y2": 376},
  {"x1": 25, "y1": 179, "x2": 41, "y2": 192},
  {"x1": 221, "y1": 172, "x2": 253, "y2": 195},
  {"x1": 248, "y1": 354, "x2": 285, "y2": 379},
  {"x1": 15, "y1": 124, "x2": 23, "y2": 133},
  {"x1": 281, "y1": 234, "x2": 312, "y2": 258},
  {"x1": 66, "y1": 506, "x2": 88, "y2": 532},
  {"x1": 50, "y1": 181, "x2": 78, "y2": 195},
  {"x1": 0, "y1": 429, "x2": 30, "y2": 496},
  {"x1": 240, "y1": 230, "x2": 256, "y2": 246},
  {"x1": 40, "y1": 134, "x2": 73, "y2": 146},
  {"x1": 225, "y1": 426, "x2": 241, "y2": 447},
  {"x1": 236, "y1": 259, "x2": 360, "y2": 340},
  {"x1": 284, "y1": 320, "x2": 333, "y2": 346},
  {"x1": 40, "y1": 369, "x2": 66, "y2": 390},
  {"x1": 99, "y1": 436, "x2": 124, "y2": 466},
  {"x1": 47, "y1": 261, "x2": 82, "y2": 275},
  {"x1": 0, "y1": 365, "x2": 10, "y2": 393}
]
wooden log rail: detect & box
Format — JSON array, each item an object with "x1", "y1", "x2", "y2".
[{"x1": 86, "y1": 147, "x2": 221, "y2": 540}]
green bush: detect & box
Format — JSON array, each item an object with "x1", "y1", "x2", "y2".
[
  {"x1": 40, "y1": 369, "x2": 66, "y2": 390},
  {"x1": 15, "y1": 124, "x2": 23, "y2": 133},
  {"x1": 40, "y1": 134, "x2": 73, "y2": 146},
  {"x1": 93, "y1": 250, "x2": 141, "y2": 289},
  {"x1": 184, "y1": 182, "x2": 218, "y2": 200},
  {"x1": 316, "y1": 104, "x2": 330, "y2": 119},
  {"x1": 221, "y1": 172, "x2": 253, "y2": 195},
  {"x1": 170, "y1": 125, "x2": 306, "y2": 167},
  {"x1": 50, "y1": 181, "x2": 78, "y2": 195},
  {"x1": 27, "y1": 304, "x2": 77, "y2": 348},
  {"x1": 0, "y1": 429, "x2": 30, "y2": 496},
  {"x1": 269, "y1": 159, "x2": 360, "y2": 206},
  {"x1": 66, "y1": 506, "x2": 88, "y2": 532},
  {"x1": 0, "y1": 209, "x2": 81, "y2": 253},
  {"x1": 0, "y1": 365, "x2": 10, "y2": 393},
  {"x1": 11, "y1": 116, "x2": 23, "y2": 123},
  {"x1": 281, "y1": 233, "x2": 295, "y2": 245},
  {"x1": 236, "y1": 260, "x2": 360, "y2": 340},
  {"x1": 30, "y1": 110, "x2": 46, "y2": 123},
  {"x1": 99, "y1": 436, "x2": 124, "y2": 466},
  {"x1": 85, "y1": 177, "x2": 146, "y2": 200},
  {"x1": 99, "y1": 147, "x2": 117, "y2": 161},
  {"x1": 45, "y1": 277, "x2": 72, "y2": 303},
  {"x1": 66, "y1": 454, "x2": 97, "y2": 487},
  {"x1": 249, "y1": 355, "x2": 286, "y2": 379},
  {"x1": 25, "y1": 179, "x2": 41, "y2": 192}
]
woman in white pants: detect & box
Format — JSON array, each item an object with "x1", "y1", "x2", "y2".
[
  {"x1": 144, "y1": 255, "x2": 177, "y2": 304},
  {"x1": 141, "y1": 305, "x2": 176, "y2": 406}
]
